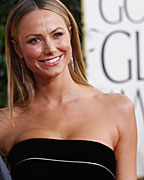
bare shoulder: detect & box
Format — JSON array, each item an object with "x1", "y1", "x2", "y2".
[
  {"x1": 103, "y1": 92, "x2": 134, "y2": 110},
  {"x1": 94, "y1": 91, "x2": 134, "y2": 113},
  {"x1": 105, "y1": 93, "x2": 135, "y2": 118},
  {"x1": 0, "y1": 107, "x2": 12, "y2": 141},
  {"x1": 101, "y1": 93, "x2": 137, "y2": 133},
  {"x1": 0, "y1": 107, "x2": 11, "y2": 126},
  {"x1": 90, "y1": 89, "x2": 136, "y2": 124},
  {"x1": 85, "y1": 85, "x2": 135, "y2": 115}
]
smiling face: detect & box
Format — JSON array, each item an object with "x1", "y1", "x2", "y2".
[{"x1": 15, "y1": 9, "x2": 72, "y2": 81}]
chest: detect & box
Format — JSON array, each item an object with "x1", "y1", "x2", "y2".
[{"x1": 4, "y1": 102, "x2": 118, "y2": 154}]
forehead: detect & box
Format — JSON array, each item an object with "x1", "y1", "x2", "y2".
[{"x1": 18, "y1": 9, "x2": 67, "y2": 33}]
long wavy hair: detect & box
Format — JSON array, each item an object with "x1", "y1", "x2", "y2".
[{"x1": 5, "y1": 0, "x2": 91, "y2": 115}]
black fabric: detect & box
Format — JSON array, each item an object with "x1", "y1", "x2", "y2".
[{"x1": 7, "y1": 138, "x2": 116, "y2": 179}]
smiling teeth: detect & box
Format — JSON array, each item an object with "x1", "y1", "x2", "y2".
[{"x1": 44, "y1": 56, "x2": 60, "y2": 63}]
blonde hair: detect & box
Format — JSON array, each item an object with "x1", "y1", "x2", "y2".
[{"x1": 5, "y1": 0, "x2": 91, "y2": 115}]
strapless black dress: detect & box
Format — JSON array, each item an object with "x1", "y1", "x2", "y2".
[{"x1": 7, "y1": 138, "x2": 116, "y2": 179}]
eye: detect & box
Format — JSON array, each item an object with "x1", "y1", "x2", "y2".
[
  {"x1": 29, "y1": 38, "x2": 41, "y2": 44},
  {"x1": 53, "y1": 32, "x2": 63, "y2": 38}
]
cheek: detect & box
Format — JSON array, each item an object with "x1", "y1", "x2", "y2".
[
  {"x1": 21, "y1": 45, "x2": 42, "y2": 71},
  {"x1": 58, "y1": 35, "x2": 72, "y2": 54},
  {"x1": 22, "y1": 45, "x2": 42, "y2": 59}
]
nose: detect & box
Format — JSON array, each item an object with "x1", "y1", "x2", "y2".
[{"x1": 43, "y1": 38, "x2": 56, "y2": 55}]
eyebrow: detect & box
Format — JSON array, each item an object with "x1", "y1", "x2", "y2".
[{"x1": 25, "y1": 27, "x2": 64, "y2": 39}]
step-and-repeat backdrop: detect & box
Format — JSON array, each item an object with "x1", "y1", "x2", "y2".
[{"x1": 83, "y1": 0, "x2": 144, "y2": 177}]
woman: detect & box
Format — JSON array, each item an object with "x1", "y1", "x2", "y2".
[{"x1": 0, "y1": 0, "x2": 137, "y2": 179}]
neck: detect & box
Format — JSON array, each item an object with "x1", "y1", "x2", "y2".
[{"x1": 34, "y1": 69, "x2": 80, "y2": 106}]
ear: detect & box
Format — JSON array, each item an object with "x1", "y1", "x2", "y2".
[{"x1": 11, "y1": 40, "x2": 23, "y2": 59}]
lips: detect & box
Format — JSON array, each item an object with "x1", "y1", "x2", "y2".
[{"x1": 39, "y1": 55, "x2": 62, "y2": 66}]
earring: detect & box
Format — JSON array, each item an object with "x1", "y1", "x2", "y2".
[
  {"x1": 71, "y1": 57, "x2": 74, "y2": 70},
  {"x1": 20, "y1": 60, "x2": 25, "y2": 84}
]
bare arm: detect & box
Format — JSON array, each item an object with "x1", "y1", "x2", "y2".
[{"x1": 115, "y1": 96, "x2": 137, "y2": 180}]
